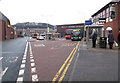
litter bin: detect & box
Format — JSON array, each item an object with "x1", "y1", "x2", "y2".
[{"x1": 99, "y1": 37, "x2": 107, "y2": 48}]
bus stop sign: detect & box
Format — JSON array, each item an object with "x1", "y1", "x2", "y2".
[{"x1": 85, "y1": 20, "x2": 92, "y2": 25}]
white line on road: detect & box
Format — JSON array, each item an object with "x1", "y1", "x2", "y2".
[
  {"x1": 22, "y1": 60, "x2": 26, "y2": 63},
  {"x1": 3, "y1": 67, "x2": 8, "y2": 76},
  {"x1": 30, "y1": 59, "x2": 34, "y2": 62},
  {"x1": 18, "y1": 69, "x2": 24, "y2": 76},
  {"x1": 0, "y1": 67, "x2": 8, "y2": 80},
  {"x1": 31, "y1": 68, "x2": 36, "y2": 73},
  {"x1": 29, "y1": 42, "x2": 39, "y2": 81},
  {"x1": 31, "y1": 63, "x2": 35, "y2": 67},
  {"x1": 17, "y1": 42, "x2": 28, "y2": 82},
  {"x1": 20, "y1": 64, "x2": 25, "y2": 69},
  {"x1": 30, "y1": 56, "x2": 33, "y2": 59},
  {"x1": 32, "y1": 74, "x2": 39, "y2": 82},
  {"x1": 17, "y1": 77, "x2": 23, "y2": 82},
  {"x1": 0, "y1": 57, "x2": 3, "y2": 60}
]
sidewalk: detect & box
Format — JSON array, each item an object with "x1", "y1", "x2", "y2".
[
  {"x1": 68, "y1": 38, "x2": 118, "y2": 82},
  {"x1": 82, "y1": 38, "x2": 119, "y2": 53}
]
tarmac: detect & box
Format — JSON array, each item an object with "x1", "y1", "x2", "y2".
[{"x1": 68, "y1": 38, "x2": 119, "y2": 82}]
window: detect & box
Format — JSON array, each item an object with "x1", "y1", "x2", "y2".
[
  {"x1": 103, "y1": 10, "x2": 105, "y2": 18},
  {"x1": 106, "y1": 8, "x2": 109, "y2": 18},
  {"x1": 110, "y1": 6, "x2": 115, "y2": 19},
  {"x1": 100, "y1": 12, "x2": 103, "y2": 18}
]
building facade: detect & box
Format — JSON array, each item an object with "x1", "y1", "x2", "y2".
[
  {"x1": 57, "y1": 23, "x2": 84, "y2": 37},
  {"x1": 0, "y1": 12, "x2": 17, "y2": 40},
  {"x1": 92, "y1": 0, "x2": 120, "y2": 43}
]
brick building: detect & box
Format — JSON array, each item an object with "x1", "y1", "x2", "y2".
[
  {"x1": 0, "y1": 12, "x2": 17, "y2": 40},
  {"x1": 92, "y1": 0, "x2": 120, "y2": 43},
  {"x1": 56, "y1": 23, "x2": 84, "y2": 37}
]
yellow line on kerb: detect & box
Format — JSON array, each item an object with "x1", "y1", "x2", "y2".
[
  {"x1": 52, "y1": 41, "x2": 80, "y2": 83},
  {"x1": 58, "y1": 41, "x2": 80, "y2": 83}
]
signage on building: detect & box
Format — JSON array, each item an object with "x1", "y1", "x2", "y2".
[
  {"x1": 99, "y1": 18, "x2": 106, "y2": 23},
  {"x1": 8, "y1": 25, "x2": 10, "y2": 28},
  {"x1": 85, "y1": 20, "x2": 92, "y2": 25}
]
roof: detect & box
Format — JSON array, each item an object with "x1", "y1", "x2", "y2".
[
  {"x1": 0, "y1": 12, "x2": 10, "y2": 24},
  {"x1": 56, "y1": 23, "x2": 84, "y2": 27},
  {"x1": 91, "y1": 0, "x2": 119, "y2": 17}
]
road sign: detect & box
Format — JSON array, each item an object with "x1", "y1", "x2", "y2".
[{"x1": 85, "y1": 20, "x2": 92, "y2": 25}]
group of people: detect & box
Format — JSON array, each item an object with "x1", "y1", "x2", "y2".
[{"x1": 92, "y1": 29, "x2": 120, "y2": 49}]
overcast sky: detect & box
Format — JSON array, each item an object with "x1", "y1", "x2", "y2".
[{"x1": 0, "y1": 0, "x2": 111, "y2": 25}]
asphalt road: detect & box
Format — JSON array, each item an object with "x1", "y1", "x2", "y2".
[
  {"x1": 1, "y1": 37, "x2": 28, "y2": 81},
  {"x1": 29, "y1": 38, "x2": 78, "y2": 81}
]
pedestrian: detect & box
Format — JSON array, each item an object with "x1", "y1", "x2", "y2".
[
  {"x1": 92, "y1": 31, "x2": 97, "y2": 48},
  {"x1": 108, "y1": 30, "x2": 114, "y2": 49},
  {"x1": 117, "y1": 29, "x2": 120, "y2": 49}
]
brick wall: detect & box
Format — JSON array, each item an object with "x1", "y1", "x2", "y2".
[{"x1": 104, "y1": 2, "x2": 120, "y2": 42}]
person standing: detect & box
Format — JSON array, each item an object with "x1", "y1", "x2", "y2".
[
  {"x1": 108, "y1": 30, "x2": 114, "y2": 49},
  {"x1": 92, "y1": 31, "x2": 97, "y2": 48},
  {"x1": 118, "y1": 29, "x2": 120, "y2": 49}
]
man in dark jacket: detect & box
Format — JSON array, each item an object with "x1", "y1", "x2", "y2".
[
  {"x1": 92, "y1": 32, "x2": 97, "y2": 48},
  {"x1": 108, "y1": 30, "x2": 114, "y2": 49},
  {"x1": 118, "y1": 29, "x2": 120, "y2": 49}
]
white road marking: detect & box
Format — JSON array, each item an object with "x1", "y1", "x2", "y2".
[
  {"x1": 22, "y1": 60, "x2": 26, "y2": 63},
  {"x1": 18, "y1": 69, "x2": 24, "y2": 76},
  {"x1": 30, "y1": 54, "x2": 33, "y2": 57},
  {"x1": 29, "y1": 42, "x2": 39, "y2": 81},
  {"x1": 17, "y1": 42, "x2": 28, "y2": 82},
  {"x1": 0, "y1": 67, "x2": 8, "y2": 80},
  {"x1": 24, "y1": 54, "x2": 26, "y2": 57},
  {"x1": 34, "y1": 44, "x2": 45, "y2": 47},
  {"x1": 32, "y1": 74, "x2": 38, "y2": 81},
  {"x1": 30, "y1": 56, "x2": 33, "y2": 59},
  {"x1": 0, "y1": 57, "x2": 3, "y2": 60},
  {"x1": 23, "y1": 56, "x2": 26, "y2": 60},
  {"x1": 31, "y1": 63, "x2": 35, "y2": 67},
  {"x1": 17, "y1": 77, "x2": 23, "y2": 82},
  {"x1": 24, "y1": 42, "x2": 28, "y2": 55},
  {"x1": 30, "y1": 59, "x2": 34, "y2": 62},
  {"x1": 31, "y1": 68, "x2": 36, "y2": 73},
  {"x1": 3, "y1": 67, "x2": 8, "y2": 76},
  {"x1": 9, "y1": 57, "x2": 18, "y2": 63},
  {"x1": 20, "y1": 64, "x2": 25, "y2": 69}
]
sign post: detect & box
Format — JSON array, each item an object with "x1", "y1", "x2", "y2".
[{"x1": 85, "y1": 20, "x2": 92, "y2": 49}]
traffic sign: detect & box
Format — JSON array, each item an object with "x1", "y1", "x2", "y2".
[{"x1": 85, "y1": 20, "x2": 92, "y2": 25}]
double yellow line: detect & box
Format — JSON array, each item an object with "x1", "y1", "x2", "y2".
[{"x1": 52, "y1": 41, "x2": 80, "y2": 83}]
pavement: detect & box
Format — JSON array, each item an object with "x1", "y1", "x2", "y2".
[{"x1": 67, "y1": 38, "x2": 119, "y2": 82}]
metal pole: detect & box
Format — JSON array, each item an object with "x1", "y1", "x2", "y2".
[{"x1": 86, "y1": 25, "x2": 89, "y2": 49}]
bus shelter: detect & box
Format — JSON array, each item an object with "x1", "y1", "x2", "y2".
[{"x1": 85, "y1": 24, "x2": 104, "y2": 47}]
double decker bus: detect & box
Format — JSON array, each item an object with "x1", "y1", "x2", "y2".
[
  {"x1": 71, "y1": 29, "x2": 83, "y2": 41},
  {"x1": 65, "y1": 29, "x2": 72, "y2": 39}
]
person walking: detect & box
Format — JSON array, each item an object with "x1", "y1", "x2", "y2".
[
  {"x1": 108, "y1": 30, "x2": 114, "y2": 49},
  {"x1": 92, "y1": 31, "x2": 97, "y2": 48},
  {"x1": 118, "y1": 29, "x2": 120, "y2": 49}
]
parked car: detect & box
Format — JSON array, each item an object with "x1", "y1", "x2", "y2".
[{"x1": 36, "y1": 36, "x2": 44, "y2": 40}]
